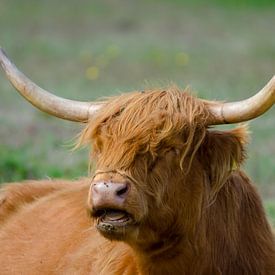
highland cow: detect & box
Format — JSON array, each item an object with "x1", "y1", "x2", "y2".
[{"x1": 0, "y1": 49, "x2": 275, "y2": 274}]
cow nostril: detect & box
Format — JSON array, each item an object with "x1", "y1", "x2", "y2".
[
  {"x1": 116, "y1": 184, "x2": 128, "y2": 197},
  {"x1": 103, "y1": 182, "x2": 109, "y2": 187}
]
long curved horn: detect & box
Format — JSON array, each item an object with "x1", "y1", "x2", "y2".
[
  {"x1": 0, "y1": 48, "x2": 102, "y2": 122},
  {"x1": 208, "y1": 76, "x2": 275, "y2": 125}
]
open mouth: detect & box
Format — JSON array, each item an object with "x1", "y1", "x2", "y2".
[{"x1": 93, "y1": 208, "x2": 134, "y2": 233}]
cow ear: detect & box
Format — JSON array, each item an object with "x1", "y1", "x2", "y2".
[{"x1": 199, "y1": 125, "x2": 249, "y2": 198}]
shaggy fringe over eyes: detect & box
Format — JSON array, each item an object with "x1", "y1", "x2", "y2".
[{"x1": 77, "y1": 86, "x2": 212, "y2": 171}]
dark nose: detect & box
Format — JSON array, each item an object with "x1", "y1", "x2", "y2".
[{"x1": 90, "y1": 181, "x2": 129, "y2": 209}]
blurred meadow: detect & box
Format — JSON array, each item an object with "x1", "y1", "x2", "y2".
[{"x1": 0, "y1": 0, "x2": 274, "y2": 224}]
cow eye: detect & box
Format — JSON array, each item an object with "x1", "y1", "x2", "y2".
[
  {"x1": 173, "y1": 148, "x2": 181, "y2": 156},
  {"x1": 147, "y1": 156, "x2": 159, "y2": 172},
  {"x1": 163, "y1": 147, "x2": 180, "y2": 156}
]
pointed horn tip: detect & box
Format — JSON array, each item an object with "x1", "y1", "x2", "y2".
[
  {"x1": 0, "y1": 48, "x2": 10, "y2": 66},
  {"x1": 268, "y1": 75, "x2": 275, "y2": 83},
  {"x1": 0, "y1": 48, "x2": 16, "y2": 66},
  {"x1": 0, "y1": 47, "x2": 6, "y2": 56},
  {"x1": 266, "y1": 75, "x2": 275, "y2": 95}
]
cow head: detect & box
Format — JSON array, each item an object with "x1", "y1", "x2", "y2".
[{"x1": 77, "y1": 88, "x2": 248, "y2": 250}]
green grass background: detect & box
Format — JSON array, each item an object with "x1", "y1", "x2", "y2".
[{"x1": 0, "y1": 0, "x2": 274, "y2": 224}]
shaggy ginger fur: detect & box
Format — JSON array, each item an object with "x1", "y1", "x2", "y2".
[
  {"x1": 0, "y1": 87, "x2": 274, "y2": 274},
  {"x1": 79, "y1": 87, "x2": 210, "y2": 172}
]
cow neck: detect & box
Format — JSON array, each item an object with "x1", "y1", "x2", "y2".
[{"x1": 130, "y1": 234, "x2": 204, "y2": 275}]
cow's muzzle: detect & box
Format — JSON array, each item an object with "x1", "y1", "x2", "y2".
[
  {"x1": 91, "y1": 181, "x2": 129, "y2": 208},
  {"x1": 89, "y1": 181, "x2": 135, "y2": 233}
]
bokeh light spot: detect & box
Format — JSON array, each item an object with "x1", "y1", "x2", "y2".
[{"x1": 85, "y1": 66, "x2": 99, "y2": 80}]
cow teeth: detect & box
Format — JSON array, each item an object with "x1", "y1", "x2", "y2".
[
  {"x1": 106, "y1": 211, "x2": 126, "y2": 221},
  {"x1": 99, "y1": 210, "x2": 129, "y2": 222}
]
